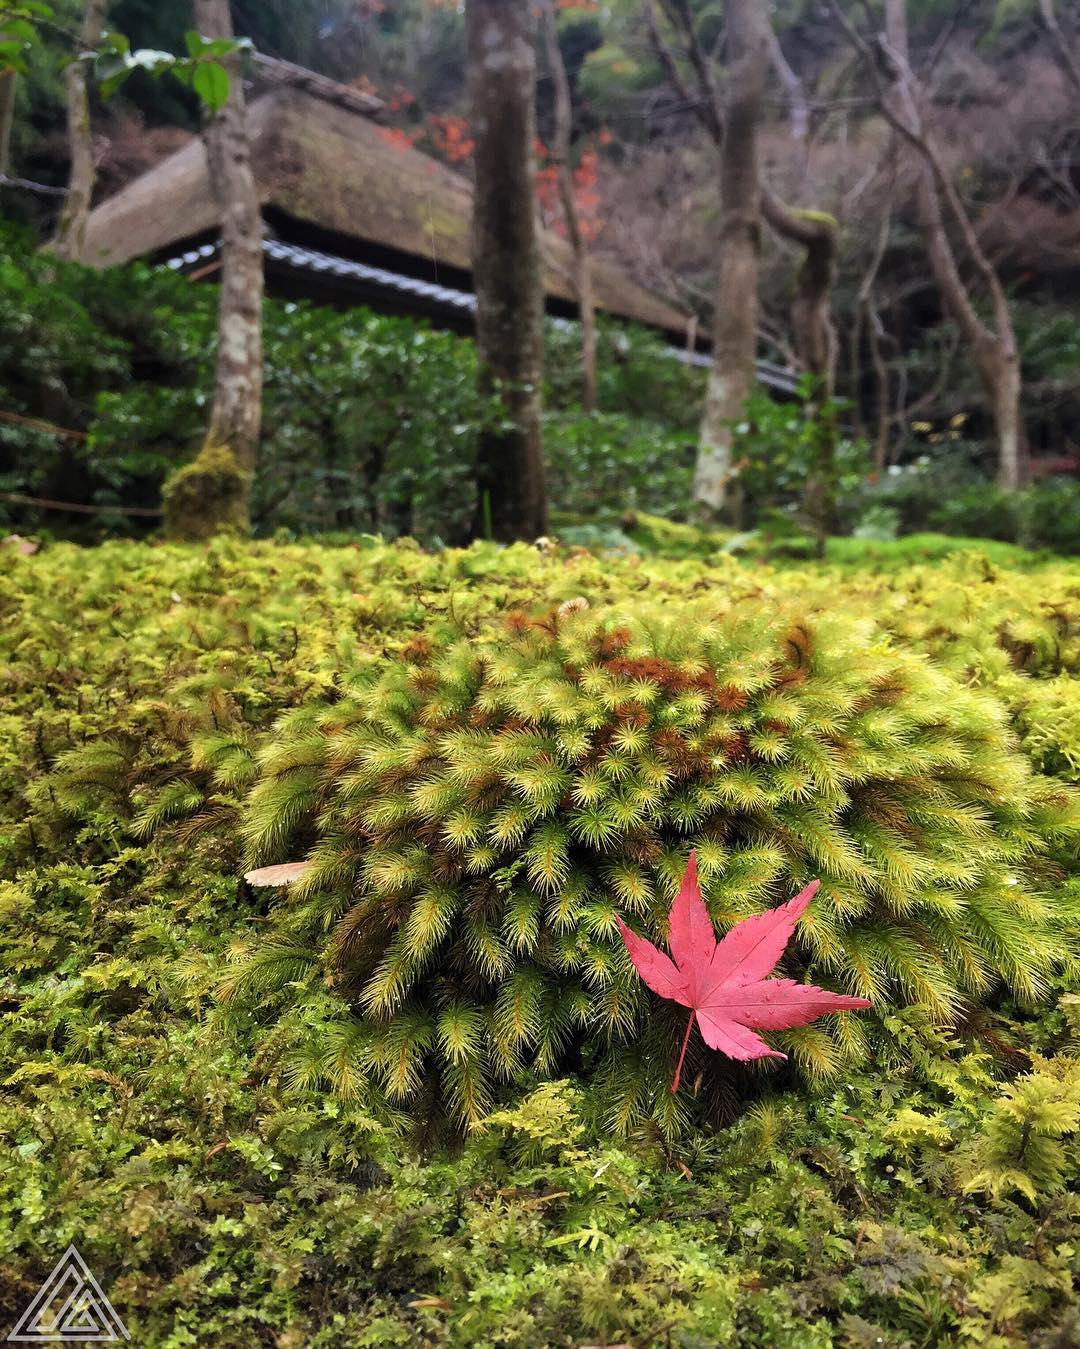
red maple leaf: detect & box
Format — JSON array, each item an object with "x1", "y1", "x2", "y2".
[{"x1": 615, "y1": 851, "x2": 871, "y2": 1091}]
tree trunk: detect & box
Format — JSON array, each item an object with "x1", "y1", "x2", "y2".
[
  {"x1": 834, "y1": 0, "x2": 1025, "y2": 491},
  {"x1": 164, "y1": 0, "x2": 263, "y2": 540},
  {"x1": 541, "y1": 0, "x2": 597, "y2": 415},
  {"x1": 51, "y1": 0, "x2": 108, "y2": 263},
  {"x1": 851, "y1": 167, "x2": 893, "y2": 472},
  {"x1": 694, "y1": 0, "x2": 768, "y2": 524},
  {"x1": 466, "y1": 0, "x2": 547, "y2": 543},
  {"x1": 0, "y1": 69, "x2": 15, "y2": 180},
  {"x1": 980, "y1": 341, "x2": 1023, "y2": 492},
  {"x1": 912, "y1": 169, "x2": 1025, "y2": 490},
  {"x1": 762, "y1": 190, "x2": 839, "y2": 552}
]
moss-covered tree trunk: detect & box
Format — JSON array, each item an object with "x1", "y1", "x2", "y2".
[
  {"x1": 164, "y1": 0, "x2": 263, "y2": 540},
  {"x1": 694, "y1": 0, "x2": 768, "y2": 526},
  {"x1": 51, "y1": 0, "x2": 107, "y2": 263},
  {"x1": 466, "y1": 0, "x2": 548, "y2": 543}
]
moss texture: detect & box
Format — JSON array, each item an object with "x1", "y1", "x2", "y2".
[{"x1": 161, "y1": 443, "x2": 253, "y2": 540}]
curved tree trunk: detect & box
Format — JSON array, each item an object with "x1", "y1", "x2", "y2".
[
  {"x1": 762, "y1": 190, "x2": 840, "y2": 552},
  {"x1": 165, "y1": 0, "x2": 263, "y2": 540},
  {"x1": 694, "y1": 0, "x2": 768, "y2": 525},
  {"x1": 466, "y1": 0, "x2": 547, "y2": 542},
  {"x1": 830, "y1": 0, "x2": 1024, "y2": 491},
  {"x1": 51, "y1": 0, "x2": 108, "y2": 262},
  {"x1": 915, "y1": 168, "x2": 1022, "y2": 491},
  {"x1": 541, "y1": 0, "x2": 597, "y2": 415}
]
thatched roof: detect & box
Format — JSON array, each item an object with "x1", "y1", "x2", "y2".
[{"x1": 79, "y1": 81, "x2": 693, "y2": 338}]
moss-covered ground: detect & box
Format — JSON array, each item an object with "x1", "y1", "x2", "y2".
[{"x1": 0, "y1": 533, "x2": 1077, "y2": 1347}]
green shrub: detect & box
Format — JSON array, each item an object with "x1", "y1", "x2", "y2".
[
  {"x1": 927, "y1": 482, "x2": 1023, "y2": 542},
  {"x1": 237, "y1": 598, "x2": 1074, "y2": 1131},
  {"x1": 0, "y1": 225, "x2": 497, "y2": 544},
  {"x1": 544, "y1": 317, "x2": 704, "y2": 432},
  {"x1": 851, "y1": 504, "x2": 900, "y2": 541},
  {"x1": 844, "y1": 459, "x2": 1080, "y2": 555},
  {"x1": 843, "y1": 454, "x2": 988, "y2": 537},
  {"x1": 1020, "y1": 481, "x2": 1080, "y2": 556},
  {"x1": 737, "y1": 384, "x2": 869, "y2": 524},
  {"x1": 544, "y1": 411, "x2": 695, "y2": 519}
]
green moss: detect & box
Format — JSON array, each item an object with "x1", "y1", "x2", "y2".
[
  {"x1": 622, "y1": 510, "x2": 734, "y2": 558},
  {"x1": 160, "y1": 443, "x2": 253, "y2": 541},
  {"x1": 237, "y1": 597, "x2": 1074, "y2": 1131},
  {"x1": 0, "y1": 537, "x2": 1077, "y2": 1344},
  {"x1": 791, "y1": 207, "x2": 839, "y2": 230}
]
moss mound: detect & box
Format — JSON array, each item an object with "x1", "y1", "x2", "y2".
[
  {"x1": 241, "y1": 598, "x2": 1074, "y2": 1129},
  {"x1": 162, "y1": 444, "x2": 252, "y2": 540}
]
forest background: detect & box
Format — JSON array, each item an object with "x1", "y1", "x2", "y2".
[{"x1": 2, "y1": 0, "x2": 1080, "y2": 554}]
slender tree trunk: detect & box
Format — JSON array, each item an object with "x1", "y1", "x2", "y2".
[
  {"x1": 832, "y1": 0, "x2": 1024, "y2": 491},
  {"x1": 988, "y1": 347, "x2": 1022, "y2": 493},
  {"x1": 0, "y1": 69, "x2": 15, "y2": 180},
  {"x1": 915, "y1": 170, "x2": 1022, "y2": 490},
  {"x1": 762, "y1": 190, "x2": 840, "y2": 552},
  {"x1": 541, "y1": 0, "x2": 597, "y2": 414},
  {"x1": 643, "y1": 0, "x2": 838, "y2": 530},
  {"x1": 694, "y1": 0, "x2": 768, "y2": 524},
  {"x1": 466, "y1": 0, "x2": 547, "y2": 542},
  {"x1": 164, "y1": 0, "x2": 263, "y2": 539},
  {"x1": 51, "y1": 0, "x2": 108, "y2": 262},
  {"x1": 851, "y1": 161, "x2": 893, "y2": 471}
]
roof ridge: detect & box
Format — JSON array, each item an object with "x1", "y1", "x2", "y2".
[{"x1": 251, "y1": 52, "x2": 384, "y2": 120}]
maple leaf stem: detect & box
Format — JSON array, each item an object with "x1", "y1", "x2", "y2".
[{"x1": 672, "y1": 1010, "x2": 695, "y2": 1094}]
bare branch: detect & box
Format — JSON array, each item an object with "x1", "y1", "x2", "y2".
[
  {"x1": 1039, "y1": 0, "x2": 1080, "y2": 96},
  {"x1": 642, "y1": 0, "x2": 722, "y2": 143},
  {"x1": 766, "y1": 24, "x2": 809, "y2": 142}
]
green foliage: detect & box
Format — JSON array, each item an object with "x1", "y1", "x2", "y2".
[
  {"x1": 962, "y1": 1053, "x2": 1080, "y2": 1203},
  {"x1": 0, "y1": 2, "x2": 56, "y2": 77},
  {"x1": 94, "y1": 30, "x2": 248, "y2": 109},
  {"x1": 847, "y1": 458, "x2": 1080, "y2": 556},
  {"x1": 545, "y1": 318, "x2": 704, "y2": 433},
  {"x1": 544, "y1": 412, "x2": 695, "y2": 518},
  {"x1": 5, "y1": 227, "x2": 1079, "y2": 554},
  {"x1": 2, "y1": 233, "x2": 705, "y2": 543},
  {"x1": 738, "y1": 384, "x2": 869, "y2": 526},
  {"x1": 1019, "y1": 483, "x2": 1080, "y2": 556},
  {"x1": 0, "y1": 5, "x2": 240, "y2": 160},
  {"x1": 927, "y1": 481, "x2": 1024, "y2": 543},
  {"x1": 0, "y1": 226, "x2": 500, "y2": 544}
]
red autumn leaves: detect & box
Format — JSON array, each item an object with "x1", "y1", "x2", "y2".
[{"x1": 615, "y1": 852, "x2": 871, "y2": 1092}]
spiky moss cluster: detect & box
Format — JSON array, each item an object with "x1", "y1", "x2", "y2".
[{"x1": 240, "y1": 599, "x2": 1074, "y2": 1131}]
